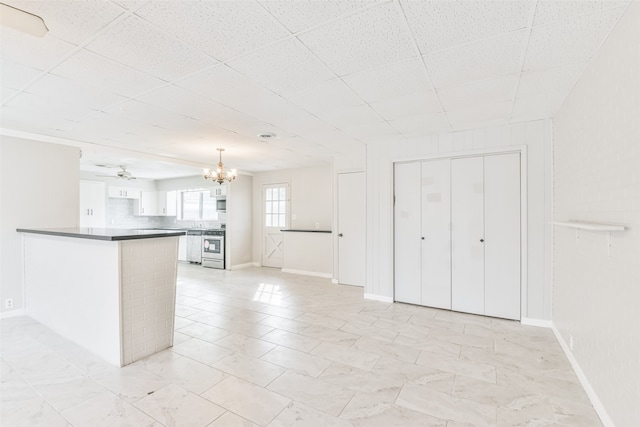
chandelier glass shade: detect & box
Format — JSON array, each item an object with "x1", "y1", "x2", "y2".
[{"x1": 203, "y1": 148, "x2": 237, "y2": 184}]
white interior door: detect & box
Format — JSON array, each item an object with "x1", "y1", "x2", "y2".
[
  {"x1": 451, "y1": 157, "x2": 485, "y2": 315},
  {"x1": 394, "y1": 162, "x2": 421, "y2": 305},
  {"x1": 338, "y1": 172, "x2": 366, "y2": 287},
  {"x1": 421, "y1": 159, "x2": 451, "y2": 309},
  {"x1": 262, "y1": 183, "x2": 288, "y2": 268},
  {"x1": 484, "y1": 154, "x2": 521, "y2": 320}
]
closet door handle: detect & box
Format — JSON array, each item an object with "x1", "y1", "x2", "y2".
[
  {"x1": 338, "y1": 233, "x2": 343, "y2": 237},
  {"x1": 480, "y1": 239, "x2": 484, "y2": 243},
  {"x1": 421, "y1": 237, "x2": 425, "y2": 240}
]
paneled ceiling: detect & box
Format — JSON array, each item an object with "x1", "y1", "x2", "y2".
[{"x1": 0, "y1": 0, "x2": 630, "y2": 179}]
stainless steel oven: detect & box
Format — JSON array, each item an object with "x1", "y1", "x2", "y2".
[{"x1": 202, "y1": 229, "x2": 224, "y2": 269}]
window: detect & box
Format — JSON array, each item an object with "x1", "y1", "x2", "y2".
[
  {"x1": 179, "y1": 189, "x2": 218, "y2": 220},
  {"x1": 265, "y1": 186, "x2": 286, "y2": 227}
]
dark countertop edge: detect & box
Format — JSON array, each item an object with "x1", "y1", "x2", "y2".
[
  {"x1": 17, "y1": 228, "x2": 185, "y2": 241},
  {"x1": 281, "y1": 229, "x2": 332, "y2": 233}
]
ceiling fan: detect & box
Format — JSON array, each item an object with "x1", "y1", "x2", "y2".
[{"x1": 96, "y1": 165, "x2": 137, "y2": 180}]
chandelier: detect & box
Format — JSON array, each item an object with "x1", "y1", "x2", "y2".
[{"x1": 203, "y1": 148, "x2": 237, "y2": 184}]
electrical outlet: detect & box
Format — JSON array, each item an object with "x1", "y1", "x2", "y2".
[
  {"x1": 569, "y1": 335, "x2": 574, "y2": 351},
  {"x1": 315, "y1": 222, "x2": 320, "y2": 229},
  {"x1": 5, "y1": 298, "x2": 14, "y2": 309}
]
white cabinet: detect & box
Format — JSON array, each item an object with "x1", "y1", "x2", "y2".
[
  {"x1": 178, "y1": 235, "x2": 187, "y2": 261},
  {"x1": 210, "y1": 186, "x2": 227, "y2": 197},
  {"x1": 80, "y1": 181, "x2": 106, "y2": 228},
  {"x1": 138, "y1": 191, "x2": 158, "y2": 216},
  {"x1": 156, "y1": 190, "x2": 177, "y2": 216},
  {"x1": 394, "y1": 153, "x2": 521, "y2": 320},
  {"x1": 108, "y1": 187, "x2": 140, "y2": 199}
]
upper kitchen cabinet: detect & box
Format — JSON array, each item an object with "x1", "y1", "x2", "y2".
[
  {"x1": 138, "y1": 191, "x2": 158, "y2": 216},
  {"x1": 108, "y1": 186, "x2": 141, "y2": 199},
  {"x1": 136, "y1": 190, "x2": 178, "y2": 216},
  {"x1": 158, "y1": 190, "x2": 177, "y2": 216},
  {"x1": 211, "y1": 186, "x2": 227, "y2": 197},
  {"x1": 80, "y1": 181, "x2": 106, "y2": 228}
]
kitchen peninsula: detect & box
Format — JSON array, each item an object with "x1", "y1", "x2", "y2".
[{"x1": 16, "y1": 227, "x2": 184, "y2": 367}]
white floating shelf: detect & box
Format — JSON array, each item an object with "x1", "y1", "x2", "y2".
[{"x1": 551, "y1": 221, "x2": 625, "y2": 231}]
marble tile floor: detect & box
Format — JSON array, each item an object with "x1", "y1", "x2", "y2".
[{"x1": 1, "y1": 264, "x2": 602, "y2": 426}]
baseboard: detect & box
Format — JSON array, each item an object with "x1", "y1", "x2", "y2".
[
  {"x1": 521, "y1": 317, "x2": 553, "y2": 328},
  {"x1": 252, "y1": 262, "x2": 261, "y2": 267},
  {"x1": 281, "y1": 268, "x2": 332, "y2": 279},
  {"x1": 0, "y1": 309, "x2": 26, "y2": 319},
  {"x1": 230, "y1": 262, "x2": 253, "y2": 270},
  {"x1": 551, "y1": 323, "x2": 614, "y2": 427},
  {"x1": 331, "y1": 279, "x2": 339, "y2": 284},
  {"x1": 363, "y1": 293, "x2": 393, "y2": 303}
]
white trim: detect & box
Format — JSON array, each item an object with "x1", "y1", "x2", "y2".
[
  {"x1": 551, "y1": 324, "x2": 614, "y2": 427},
  {"x1": 331, "y1": 279, "x2": 339, "y2": 284},
  {"x1": 281, "y1": 268, "x2": 332, "y2": 279},
  {"x1": 392, "y1": 145, "x2": 526, "y2": 165},
  {"x1": 0, "y1": 309, "x2": 27, "y2": 319},
  {"x1": 364, "y1": 293, "x2": 393, "y2": 303},
  {"x1": 252, "y1": 261, "x2": 261, "y2": 267},
  {"x1": 520, "y1": 317, "x2": 552, "y2": 328},
  {"x1": 229, "y1": 262, "x2": 253, "y2": 270}
]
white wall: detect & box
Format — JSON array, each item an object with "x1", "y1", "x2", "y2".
[
  {"x1": 252, "y1": 164, "x2": 332, "y2": 264},
  {"x1": 552, "y1": 3, "x2": 639, "y2": 426},
  {"x1": 0, "y1": 136, "x2": 80, "y2": 315},
  {"x1": 227, "y1": 174, "x2": 253, "y2": 268},
  {"x1": 365, "y1": 119, "x2": 554, "y2": 320}
]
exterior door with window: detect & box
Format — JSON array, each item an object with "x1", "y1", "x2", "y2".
[{"x1": 262, "y1": 183, "x2": 288, "y2": 268}]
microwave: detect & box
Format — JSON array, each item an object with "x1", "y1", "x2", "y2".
[{"x1": 216, "y1": 197, "x2": 226, "y2": 212}]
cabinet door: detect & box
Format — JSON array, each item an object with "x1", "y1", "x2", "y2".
[
  {"x1": 80, "y1": 181, "x2": 93, "y2": 227},
  {"x1": 166, "y1": 191, "x2": 177, "y2": 216},
  {"x1": 421, "y1": 159, "x2": 451, "y2": 309},
  {"x1": 80, "y1": 181, "x2": 105, "y2": 227},
  {"x1": 108, "y1": 186, "x2": 123, "y2": 198},
  {"x1": 157, "y1": 192, "x2": 168, "y2": 215},
  {"x1": 139, "y1": 191, "x2": 157, "y2": 216},
  {"x1": 484, "y1": 154, "x2": 521, "y2": 320},
  {"x1": 394, "y1": 162, "x2": 422, "y2": 305},
  {"x1": 451, "y1": 157, "x2": 485, "y2": 316}
]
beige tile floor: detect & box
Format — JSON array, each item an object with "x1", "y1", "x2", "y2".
[{"x1": 1, "y1": 264, "x2": 601, "y2": 426}]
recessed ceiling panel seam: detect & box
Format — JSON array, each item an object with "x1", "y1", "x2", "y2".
[
  {"x1": 395, "y1": 0, "x2": 452, "y2": 133},
  {"x1": 508, "y1": 0, "x2": 539, "y2": 122}
]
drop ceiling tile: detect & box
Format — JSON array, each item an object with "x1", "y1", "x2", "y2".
[
  {"x1": 533, "y1": 0, "x2": 629, "y2": 26},
  {"x1": 388, "y1": 112, "x2": 450, "y2": 136},
  {"x1": 285, "y1": 78, "x2": 364, "y2": 114},
  {"x1": 524, "y1": 7, "x2": 627, "y2": 71},
  {"x1": 439, "y1": 74, "x2": 519, "y2": 111},
  {"x1": 315, "y1": 104, "x2": 381, "y2": 128},
  {"x1": 401, "y1": 0, "x2": 534, "y2": 54},
  {"x1": 517, "y1": 62, "x2": 587, "y2": 99},
  {"x1": 259, "y1": 0, "x2": 379, "y2": 33},
  {"x1": 370, "y1": 90, "x2": 442, "y2": 121},
  {"x1": 103, "y1": 99, "x2": 191, "y2": 129},
  {"x1": 0, "y1": 105, "x2": 76, "y2": 132},
  {"x1": 0, "y1": 28, "x2": 76, "y2": 70},
  {"x1": 446, "y1": 100, "x2": 513, "y2": 128},
  {"x1": 342, "y1": 120, "x2": 400, "y2": 141},
  {"x1": 299, "y1": 2, "x2": 416, "y2": 76},
  {"x1": 4, "y1": 0, "x2": 124, "y2": 44},
  {"x1": 51, "y1": 49, "x2": 165, "y2": 97},
  {"x1": 5, "y1": 92, "x2": 97, "y2": 121},
  {"x1": 86, "y1": 16, "x2": 218, "y2": 81},
  {"x1": 425, "y1": 30, "x2": 527, "y2": 89},
  {"x1": 135, "y1": 1, "x2": 290, "y2": 61},
  {"x1": 227, "y1": 38, "x2": 334, "y2": 95},
  {"x1": 26, "y1": 73, "x2": 128, "y2": 111},
  {"x1": 1, "y1": 87, "x2": 18, "y2": 103},
  {"x1": 512, "y1": 92, "x2": 567, "y2": 122},
  {"x1": 342, "y1": 58, "x2": 432, "y2": 104},
  {"x1": 176, "y1": 65, "x2": 274, "y2": 109},
  {"x1": 0, "y1": 59, "x2": 44, "y2": 90}
]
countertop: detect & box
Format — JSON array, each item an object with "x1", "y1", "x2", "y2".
[
  {"x1": 16, "y1": 227, "x2": 186, "y2": 241},
  {"x1": 281, "y1": 229, "x2": 332, "y2": 233}
]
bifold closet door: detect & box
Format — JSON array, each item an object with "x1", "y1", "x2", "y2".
[
  {"x1": 421, "y1": 159, "x2": 451, "y2": 309},
  {"x1": 451, "y1": 157, "x2": 485, "y2": 316},
  {"x1": 484, "y1": 154, "x2": 521, "y2": 320},
  {"x1": 394, "y1": 162, "x2": 421, "y2": 304}
]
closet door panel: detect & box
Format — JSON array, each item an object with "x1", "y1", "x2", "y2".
[
  {"x1": 394, "y1": 162, "x2": 422, "y2": 305},
  {"x1": 421, "y1": 159, "x2": 451, "y2": 309},
  {"x1": 484, "y1": 153, "x2": 521, "y2": 320},
  {"x1": 451, "y1": 157, "x2": 485, "y2": 315}
]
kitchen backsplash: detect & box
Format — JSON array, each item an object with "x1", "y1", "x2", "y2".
[{"x1": 106, "y1": 198, "x2": 225, "y2": 229}]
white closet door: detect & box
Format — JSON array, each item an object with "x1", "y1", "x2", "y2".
[
  {"x1": 394, "y1": 162, "x2": 421, "y2": 305},
  {"x1": 484, "y1": 154, "x2": 521, "y2": 320},
  {"x1": 338, "y1": 172, "x2": 366, "y2": 287},
  {"x1": 421, "y1": 159, "x2": 451, "y2": 309},
  {"x1": 451, "y1": 157, "x2": 485, "y2": 315}
]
